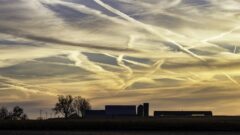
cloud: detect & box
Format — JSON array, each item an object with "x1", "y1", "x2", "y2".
[{"x1": 1, "y1": 0, "x2": 240, "y2": 118}]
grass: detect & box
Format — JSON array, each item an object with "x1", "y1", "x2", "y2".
[{"x1": 1, "y1": 116, "x2": 240, "y2": 131}]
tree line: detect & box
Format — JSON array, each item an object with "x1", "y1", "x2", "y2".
[
  {"x1": 0, "y1": 95, "x2": 91, "y2": 120},
  {"x1": 0, "y1": 106, "x2": 27, "y2": 120}
]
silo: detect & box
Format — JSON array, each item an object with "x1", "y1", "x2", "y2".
[{"x1": 143, "y1": 103, "x2": 149, "y2": 117}]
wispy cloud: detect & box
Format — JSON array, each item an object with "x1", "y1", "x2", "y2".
[{"x1": 0, "y1": 0, "x2": 240, "y2": 118}]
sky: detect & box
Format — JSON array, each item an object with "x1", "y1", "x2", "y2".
[{"x1": 0, "y1": 0, "x2": 240, "y2": 118}]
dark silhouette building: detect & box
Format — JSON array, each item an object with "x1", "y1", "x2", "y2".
[
  {"x1": 154, "y1": 111, "x2": 213, "y2": 117},
  {"x1": 85, "y1": 103, "x2": 213, "y2": 118},
  {"x1": 85, "y1": 103, "x2": 149, "y2": 118},
  {"x1": 105, "y1": 105, "x2": 136, "y2": 116}
]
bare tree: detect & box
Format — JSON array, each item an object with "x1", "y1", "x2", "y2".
[
  {"x1": 53, "y1": 95, "x2": 75, "y2": 118},
  {"x1": 73, "y1": 96, "x2": 91, "y2": 117},
  {"x1": 11, "y1": 106, "x2": 28, "y2": 120},
  {"x1": 12, "y1": 106, "x2": 23, "y2": 119}
]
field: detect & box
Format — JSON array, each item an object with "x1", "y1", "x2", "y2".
[
  {"x1": 0, "y1": 131, "x2": 239, "y2": 135},
  {"x1": 1, "y1": 116, "x2": 240, "y2": 132}
]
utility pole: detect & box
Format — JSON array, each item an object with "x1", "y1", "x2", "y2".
[{"x1": 40, "y1": 110, "x2": 42, "y2": 120}]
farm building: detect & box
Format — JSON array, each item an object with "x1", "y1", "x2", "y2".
[{"x1": 154, "y1": 111, "x2": 213, "y2": 117}]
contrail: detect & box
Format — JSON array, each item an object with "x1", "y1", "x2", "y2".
[
  {"x1": 94, "y1": 0, "x2": 240, "y2": 85},
  {"x1": 202, "y1": 26, "x2": 240, "y2": 42},
  {"x1": 68, "y1": 51, "x2": 107, "y2": 73},
  {"x1": 117, "y1": 55, "x2": 133, "y2": 79},
  {"x1": 120, "y1": 59, "x2": 167, "y2": 89},
  {"x1": 0, "y1": 26, "x2": 138, "y2": 53},
  {"x1": 104, "y1": 53, "x2": 150, "y2": 68},
  {"x1": 49, "y1": 0, "x2": 128, "y2": 26},
  {"x1": 94, "y1": 0, "x2": 205, "y2": 62},
  {"x1": 67, "y1": 51, "x2": 126, "y2": 89},
  {"x1": 93, "y1": 0, "x2": 224, "y2": 55},
  {"x1": 127, "y1": 35, "x2": 136, "y2": 48},
  {"x1": 234, "y1": 46, "x2": 237, "y2": 54},
  {"x1": 223, "y1": 72, "x2": 239, "y2": 85},
  {"x1": 0, "y1": 76, "x2": 57, "y2": 96},
  {"x1": 26, "y1": 35, "x2": 138, "y2": 53},
  {"x1": 149, "y1": 60, "x2": 165, "y2": 75},
  {"x1": 32, "y1": 60, "x2": 76, "y2": 67},
  {"x1": 201, "y1": 25, "x2": 240, "y2": 85}
]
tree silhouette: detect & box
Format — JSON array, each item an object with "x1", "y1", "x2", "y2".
[
  {"x1": 0, "y1": 107, "x2": 8, "y2": 120},
  {"x1": 52, "y1": 95, "x2": 91, "y2": 119},
  {"x1": 11, "y1": 106, "x2": 27, "y2": 120},
  {"x1": 73, "y1": 96, "x2": 91, "y2": 117},
  {"x1": 53, "y1": 95, "x2": 75, "y2": 118},
  {"x1": 0, "y1": 106, "x2": 27, "y2": 120}
]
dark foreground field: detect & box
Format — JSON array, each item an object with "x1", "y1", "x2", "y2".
[
  {"x1": 1, "y1": 116, "x2": 240, "y2": 131},
  {"x1": 0, "y1": 131, "x2": 239, "y2": 135}
]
